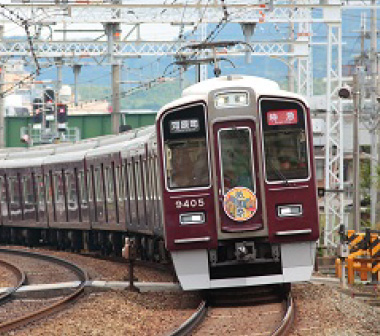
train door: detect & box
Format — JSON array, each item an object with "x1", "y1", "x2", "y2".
[{"x1": 213, "y1": 120, "x2": 263, "y2": 232}]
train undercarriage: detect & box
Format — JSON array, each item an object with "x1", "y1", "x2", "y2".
[{"x1": 0, "y1": 227, "x2": 168, "y2": 263}]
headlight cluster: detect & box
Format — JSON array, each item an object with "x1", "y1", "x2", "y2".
[
  {"x1": 179, "y1": 212, "x2": 205, "y2": 225},
  {"x1": 277, "y1": 204, "x2": 303, "y2": 217},
  {"x1": 215, "y1": 92, "x2": 249, "y2": 108}
]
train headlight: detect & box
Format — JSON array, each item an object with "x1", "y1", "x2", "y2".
[
  {"x1": 277, "y1": 205, "x2": 303, "y2": 217},
  {"x1": 180, "y1": 212, "x2": 205, "y2": 225},
  {"x1": 215, "y1": 92, "x2": 249, "y2": 108}
]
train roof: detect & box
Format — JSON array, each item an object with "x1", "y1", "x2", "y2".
[
  {"x1": 87, "y1": 132, "x2": 154, "y2": 158},
  {"x1": 43, "y1": 150, "x2": 87, "y2": 165},
  {"x1": 182, "y1": 75, "x2": 280, "y2": 97},
  {"x1": 158, "y1": 75, "x2": 308, "y2": 118},
  {"x1": 0, "y1": 123, "x2": 155, "y2": 164},
  {"x1": 7, "y1": 148, "x2": 55, "y2": 160},
  {"x1": 54, "y1": 141, "x2": 98, "y2": 154},
  {"x1": 0, "y1": 157, "x2": 45, "y2": 169}
]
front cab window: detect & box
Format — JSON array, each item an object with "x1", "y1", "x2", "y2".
[
  {"x1": 162, "y1": 104, "x2": 210, "y2": 190},
  {"x1": 261, "y1": 99, "x2": 309, "y2": 182},
  {"x1": 219, "y1": 128, "x2": 255, "y2": 193}
]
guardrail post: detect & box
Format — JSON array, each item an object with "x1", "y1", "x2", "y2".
[
  {"x1": 347, "y1": 256, "x2": 354, "y2": 285},
  {"x1": 122, "y1": 237, "x2": 140, "y2": 293}
]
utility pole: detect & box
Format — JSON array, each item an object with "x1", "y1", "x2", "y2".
[
  {"x1": 73, "y1": 65, "x2": 81, "y2": 106},
  {"x1": 56, "y1": 57, "x2": 63, "y2": 138},
  {"x1": 107, "y1": 0, "x2": 121, "y2": 134},
  {"x1": 288, "y1": 0, "x2": 295, "y2": 92},
  {"x1": 0, "y1": 25, "x2": 4, "y2": 148},
  {"x1": 369, "y1": 0, "x2": 378, "y2": 229},
  {"x1": 352, "y1": 67, "x2": 364, "y2": 232}
]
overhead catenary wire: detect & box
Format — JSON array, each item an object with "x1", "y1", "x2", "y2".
[
  {"x1": 127, "y1": 0, "x2": 209, "y2": 77},
  {"x1": 113, "y1": 0, "x2": 229, "y2": 101},
  {"x1": 0, "y1": 3, "x2": 41, "y2": 95},
  {"x1": 0, "y1": 0, "x2": 231, "y2": 101},
  {"x1": 0, "y1": 63, "x2": 53, "y2": 98}
]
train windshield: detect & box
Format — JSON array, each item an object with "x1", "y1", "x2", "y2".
[
  {"x1": 162, "y1": 104, "x2": 210, "y2": 189},
  {"x1": 218, "y1": 128, "x2": 255, "y2": 193},
  {"x1": 260, "y1": 99, "x2": 309, "y2": 182}
]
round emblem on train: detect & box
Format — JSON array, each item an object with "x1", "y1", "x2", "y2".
[{"x1": 223, "y1": 187, "x2": 258, "y2": 222}]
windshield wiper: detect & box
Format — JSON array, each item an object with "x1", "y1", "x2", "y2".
[{"x1": 267, "y1": 159, "x2": 290, "y2": 186}]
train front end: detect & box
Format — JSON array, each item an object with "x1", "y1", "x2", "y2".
[{"x1": 157, "y1": 76, "x2": 319, "y2": 290}]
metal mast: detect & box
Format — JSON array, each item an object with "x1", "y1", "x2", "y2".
[
  {"x1": 323, "y1": 1, "x2": 343, "y2": 249},
  {"x1": 0, "y1": 25, "x2": 4, "y2": 148},
  {"x1": 369, "y1": 0, "x2": 378, "y2": 228}
]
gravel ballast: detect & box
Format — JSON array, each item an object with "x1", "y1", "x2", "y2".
[
  {"x1": 8, "y1": 283, "x2": 379, "y2": 336},
  {"x1": 1, "y1": 247, "x2": 379, "y2": 335}
]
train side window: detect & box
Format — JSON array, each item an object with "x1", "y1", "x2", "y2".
[
  {"x1": 36, "y1": 175, "x2": 45, "y2": 206},
  {"x1": 104, "y1": 167, "x2": 114, "y2": 202},
  {"x1": 153, "y1": 158, "x2": 159, "y2": 201},
  {"x1": 9, "y1": 177, "x2": 20, "y2": 205},
  {"x1": 153, "y1": 157, "x2": 162, "y2": 222},
  {"x1": 65, "y1": 171, "x2": 77, "y2": 204},
  {"x1": 0, "y1": 176, "x2": 5, "y2": 204},
  {"x1": 45, "y1": 173, "x2": 52, "y2": 205},
  {"x1": 94, "y1": 168, "x2": 104, "y2": 202},
  {"x1": 54, "y1": 173, "x2": 65, "y2": 204},
  {"x1": 87, "y1": 169, "x2": 93, "y2": 202},
  {"x1": 22, "y1": 175, "x2": 34, "y2": 205},
  {"x1": 78, "y1": 170, "x2": 88, "y2": 203},
  {"x1": 134, "y1": 159, "x2": 142, "y2": 201},
  {"x1": 142, "y1": 158, "x2": 149, "y2": 200},
  {"x1": 127, "y1": 162, "x2": 135, "y2": 201},
  {"x1": 147, "y1": 157, "x2": 154, "y2": 201},
  {"x1": 116, "y1": 165, "x2": 124, "y2": 201}
]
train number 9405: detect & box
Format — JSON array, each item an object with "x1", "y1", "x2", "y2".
[{"x1": 175, "y1": 198, "x2": 205, "y2": 209}]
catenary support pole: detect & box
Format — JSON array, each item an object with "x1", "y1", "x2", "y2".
[
  {"x1": 0, "y1": 25, "x2": 4, "y2": 148},
  {"x1": 370, "y1": 0, "x2": 378, "y2": 229},
  {"x1": 73, "y1": 65, "x2": 82, "y2": 107},
  {"x1": 353, "y1": 69, "x2": 362, "y2": 232}
]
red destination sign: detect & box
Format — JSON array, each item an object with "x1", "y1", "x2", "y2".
[{"x1": 267, "y1": 109, "x2": 298, "y2": 126}]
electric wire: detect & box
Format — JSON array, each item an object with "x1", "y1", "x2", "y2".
[
  {"x1": 0, "y1": 63, "x2": 53, "y2": 98},
  {"x1": 126, "y1": 0, "x2": 208, "y2": 77},
  {"x1": 113, "y1": 0, "x2": 229, "y2": 101},
  {"x1": 0, "y1": 4, "x2": 41, "y2": 97}
]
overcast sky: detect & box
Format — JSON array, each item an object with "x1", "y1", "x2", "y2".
[{"x1": 0, "y1": 0, "x2": 195, "y2": 40}]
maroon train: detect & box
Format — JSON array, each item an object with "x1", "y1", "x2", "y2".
[{"x1": 0, "y1": 75, "x2": 319, "y2": 290}]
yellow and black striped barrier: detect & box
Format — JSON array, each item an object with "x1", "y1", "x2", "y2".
[{"x1": 336, "y1": 229, "x2": 380, "y2": 284}]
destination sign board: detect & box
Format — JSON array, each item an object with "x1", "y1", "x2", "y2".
[
  {"x1": 169, "y1": 119, "x2": 200, "y2": 133},
  {"x1": 267, "y1": 109, "x2": 298, "y2": 126}
]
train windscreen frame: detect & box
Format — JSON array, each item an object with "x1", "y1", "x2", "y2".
[
  {"x1": 218, "y1": 127, "x2": 255, "y2": 194},
  {"x1": 260, "y1": 98, "x2": 310, "y2": 183},
  {"x1": 161, "y1": 103, "x2": 210, "y2": 190}
]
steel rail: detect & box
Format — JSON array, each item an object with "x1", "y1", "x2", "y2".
[
  {"x1": 0, "y1": 259, "x2": 26, "y2": 303},
  {"x1": 176, "y1": 285, "x2": 294, "y2": 336},
  {"x1": 166, "y1": 300, "x2": 207, "y2": 336},
  {"x1": 271, "y1": 292, "x2": 295, "y2": 336},
  {"x1": 0, "y1": 248, "x2": 89, "y2": 335}
]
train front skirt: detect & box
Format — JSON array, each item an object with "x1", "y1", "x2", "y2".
[{"x1": 171, "y1": 241, "x2": 317, "y2": 290}]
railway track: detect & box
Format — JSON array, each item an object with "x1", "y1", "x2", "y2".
[
  {"x1": 168, "y1": 285, "x2": 294, "y2": 336},
  {"x1": 0, "y1": 248, "x2": 88, "y2": 335},
  {"x1": 0, "y1": 259, "x2": 25, "y2": 303}
]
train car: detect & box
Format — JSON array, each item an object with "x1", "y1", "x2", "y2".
[
  {"x1": 156, "y1": 75, "x2": 319, "y2": 290},
  {"x1": 0, "y1": 74, "x2": 319, "y2": 291}
]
